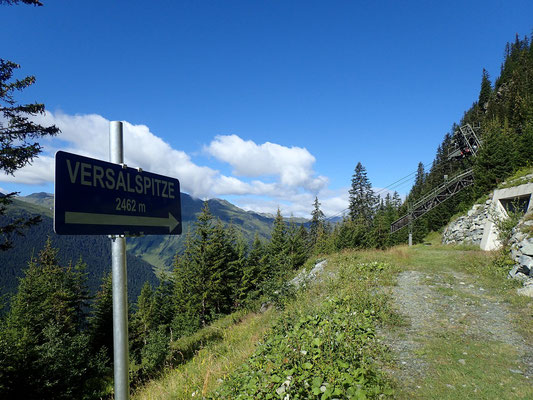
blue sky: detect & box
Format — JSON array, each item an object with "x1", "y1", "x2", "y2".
[{"x1": 1, "y1": 0, "x2": 532, "y2": 217}]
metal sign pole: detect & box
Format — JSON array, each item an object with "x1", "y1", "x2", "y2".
[{"x1": 110, "y1": 121, "x2": 130, "y2": 400}]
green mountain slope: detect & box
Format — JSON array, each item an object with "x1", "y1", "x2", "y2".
[
  {"x1": 0, "y1": 198, "x2": 158, "y2": 300},
  {"x1": 17, "y1": 192, "x2": 293, "y2": 271}
]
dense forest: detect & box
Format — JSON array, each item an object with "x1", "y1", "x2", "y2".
[
  {"x1": 0, "y1": 32, "x2": 532, "y2": 399},
  {"x1": 0, "y1": 198, "x2": 158, "y2": 300}
]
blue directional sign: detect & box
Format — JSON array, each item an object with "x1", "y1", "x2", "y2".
[{"x1": 54, "y1": 151, "x2": 182, "y2": 235}]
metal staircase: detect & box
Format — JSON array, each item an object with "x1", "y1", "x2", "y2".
[
  {"x1": 448, "y1": 123, "x2": 482, "y2": 160},
  {"x1": 390, "y1": 168, "x2": 475, "y2": 233}
]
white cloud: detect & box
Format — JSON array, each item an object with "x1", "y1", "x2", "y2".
[
  {"x1": 15, "y1": 111, "x2": 220, "y2": 198},
  {"x1": 236, "y1": 188, "x2": 350, "y2": 219},
  {"x1": 205, "y1": 134, "x2": 328, "y2": 191},
  {"x1": 2, "y1": 111, "x2": 343, "y2": 217},
  {"x1": 1, "y1": 155, "x2": 55, "y2": 185}
]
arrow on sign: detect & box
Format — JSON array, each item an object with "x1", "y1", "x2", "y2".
[{"x1": 65, "y1": 211, "x2": 180, "y2": 233}]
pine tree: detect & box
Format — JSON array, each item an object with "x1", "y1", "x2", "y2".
[
  {"x1": 266, "y1": 208, "x2": 290, "y2": 280},
  {"x1": 172, "y1": 202, "x2": 234, "y2": 327},
  {"x1": 173, "y1": 230, "x2": 202, "y2": 326},
  {"x1": 478, "y1": 68, "x2": 492, "y2": 110},
  {"x1": 88, "y1": 273, "x2": 113, "y2": 362},
  {"x1": 0, "y1": 239, "x2": 103, "y2": 399},
  {"x1": 226, "y1": 227, "x2": 248, "y2": 308},
  {"x1": 410, "y1": 162, "x2": 426, "y2": 200},
  {"x1": 133, "y1": 282, "x2": 156, "y2": 347},
  {"x1": 348, "y1": 162, "x2": 377, "y2": 225},
  {"x1": 0, "y1": 58, "x2": 59, "y2": 250},
  {"x1": 309, "y1": 197, "x2": 325, "y2": 249},
  {"x1": 171, "y1": 236, "x2": 201, "y2": 338},
  {"x1": 287, "y1": 221, "x2": 308, "y2": 270},
  {"x1": 238, "y1": 234, "x2": 265, "y2": 303},
  {"x1": 314, "y1": 221, "x2": 333, "y2": 255},
  {"x1": 208, "y1": 219, "x2": 233, "y2": 315},
  {"x1": 369, "y1": 198, "x2": 389, "y2": 249},
  {"x1": 153, "y1": 277, "x2": 175, "y2": 333},
  {"x1": 474, "y1": 120, "x2": 516, "y2": 195}
]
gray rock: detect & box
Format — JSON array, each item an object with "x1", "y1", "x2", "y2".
[
  {"x1": 514, "y1": 272, "x2": 529, "y2": 282},
  {"x1": 290, "y1": 259, "x2": 327, "y2": 289},
  {"x1": 518, "y1": 232, "x2": 527, "y2": 240},
  {"x1": 519, "y1": 255, "x2": 533, "y2": 269},
  {"x1": 508, "y1": 265, "x2": 520, "y2": 278},
  {"x1": 521, "y1": 242, "x2": 533, "y2": 256},
  {"x1": 518, "y1": 286, "x2": 533, "y2": 297},
  {"x1": 524, "y1": 278, "x2": 533, "y2": 287}
]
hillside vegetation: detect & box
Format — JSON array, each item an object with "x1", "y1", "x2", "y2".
[
  {"x1": 0, "y1": 198, "x2": 157, "y2": 299},
  {"x1": 134, "y1": 243, "x2": 533, "y2": 399}
]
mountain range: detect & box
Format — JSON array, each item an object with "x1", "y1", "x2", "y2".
[{"x1": 1, "y1": 191, "x2": 299, "y2": 300}]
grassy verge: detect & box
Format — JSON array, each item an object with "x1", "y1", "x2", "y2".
[
  {"x1": 133, "y1": 309, "x2": 277, "y2": 399},
  {"x1": 210, "y1": 254, "x2": 399, "y2": 399},
  {"x1": 384, "y1": 242, "x2": 533, "y2": 399},
  {"x1": 133, "y1": 239, "x2": 533, "y2": 399},
  {"x1": 408, "y1": 336, "x2": 532, "y2": 400}
]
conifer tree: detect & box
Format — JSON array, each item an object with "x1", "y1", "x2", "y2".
[
  {"x1": 474, "y1": 120, "x2": 515, "y2": 195},
  {"x1": 478, "y1": 68, "x2": 492, "y2": 109},
  {"x1": 314, "y1": 221, "x2": 333, "y2": 255},
  {"x1": 287, "y1": 221, "x2": 308, "y2": 270},
  {"x1": 348, "y1": 162, "x2": 377, "y2": 225},
  {"x1": 0, "y1": 57, "x2": 59, "y2": 250},
  {"x1": 153, "y1": 277, "x2": 175, "y2": 334},
  {"x1": 266, "y1": 208, "x2": 290, "y2": 280},
  {"x1": 309, "y1": 197, "x2": 325, "y2": 249},
  {"x1": 172, "y1": 202, "x2": 234, "y2": 327},
  {"x1": 239, "y1": 234, "x2": 266, "y2": 304},
  {"x1": 410, "y1": 162, "x2": 426, "y2": 200},
  {"x1": 0, "y1": 239, "x2": 102, "y2": 399},
  {"x1": 133, "y1": 282, "x2": 156, "y2": 347},
  {"x1": 173, "y1": 230, "x2": 202, "y2": 329},
  {"x1": 208, "y1": 219, "x2": 233, "y2": 315},
  {"x1": 226, "y1": 228, "x2": 248, "y2": 308},
  {"x1": 88, "y1": 273, "x2": 113, "y2": 362},
  {"x1": 369, "y1": 198, "x2": 389, "y2": 249}
]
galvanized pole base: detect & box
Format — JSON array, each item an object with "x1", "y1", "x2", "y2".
[{"x1": 110, "y1": 121, "x2": 130, "y2": 400}]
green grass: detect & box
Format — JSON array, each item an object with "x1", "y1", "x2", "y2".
[
  {"x1": 210, "y1": 256, "x2": 397, "y2": 399},
  {"x1": 133, "y1": 309, "x2": 277, "y2": 399},
  {"x1": 10, "y1": 197, "x2": 53, "y2": 218},
  {"x1": 404, "y1": 336, "x2": 533, "y2": 400},
  {"x1": 132, "y1": 243, "x2": 533, "y2": 399},
  {"x1": 387, "y1": 245, "x2": 533, "y2": 399},
  {"x1": 498, "y1": 166, "x2": 533, "y2": 189}
]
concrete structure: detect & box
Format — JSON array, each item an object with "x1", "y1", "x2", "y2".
[{"x1": 480, "y1": 183, "x2": 533, "y2": 251}]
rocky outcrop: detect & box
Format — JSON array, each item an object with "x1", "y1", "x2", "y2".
[
  {"x1": 290, "y1": 259, "x2": 328, "y2": 289},
  {"x1": 442, "y1": 201, "x2": 491, "y2": 245},
  {"x1": 442, "y1": 193, "x2": 533, "y2": 294},
  {"x1": 508, "y1": 218, "x2": 533, "y2": 283}
]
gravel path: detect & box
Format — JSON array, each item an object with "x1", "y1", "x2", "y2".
[{"x1": 379, "y1": 269, "x2": 533, "y2": 392}]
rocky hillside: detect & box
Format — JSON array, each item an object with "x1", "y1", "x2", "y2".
[{"x1": 442, "y1": 171, "x2": 533, "y2": 294}]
